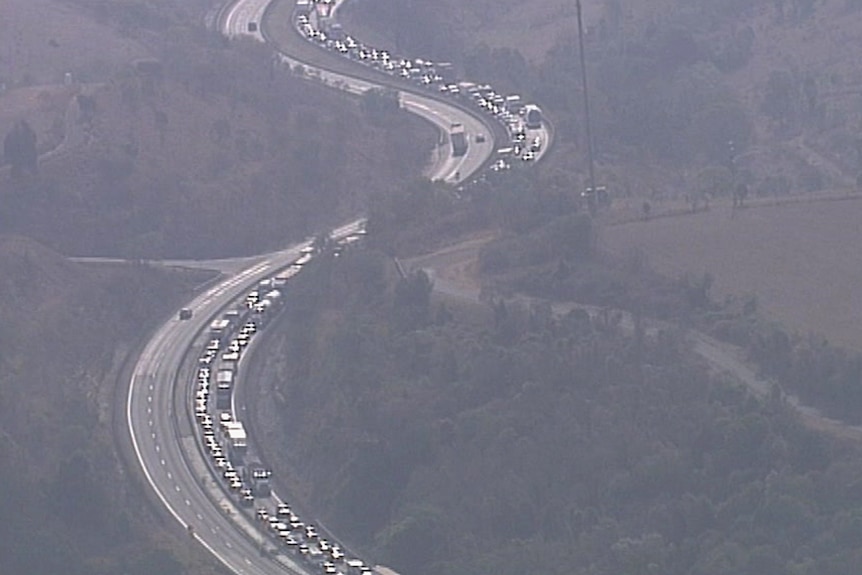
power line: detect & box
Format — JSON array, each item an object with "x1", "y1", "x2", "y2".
[{"x1": 576, "y1": 0, "x2": 597, "y2": 206}]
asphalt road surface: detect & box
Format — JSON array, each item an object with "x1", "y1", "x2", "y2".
[
  {"x1": 224, "y1": 0, "x2": 497, "y2": 183},
  {"x1": 127, "y1": 0, "x2": 548, "y2": 572},
  {"x1": 127, "y1": 221, "x2": 363, "y2": 575}
]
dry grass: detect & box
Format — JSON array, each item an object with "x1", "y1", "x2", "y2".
[
  {"x1": 0, "y1": 0, "x2": 151, "y2": 160},
  {"x1": 600, "y1": 195, "x2": 862, "y2": 352},
  {"x1": 0, "y1": 0, "x2": 149, "y2": 86}
]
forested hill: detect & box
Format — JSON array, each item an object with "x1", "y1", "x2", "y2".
[{"x1": 251, "y1": 241, "x2": 862, "y2": 575}]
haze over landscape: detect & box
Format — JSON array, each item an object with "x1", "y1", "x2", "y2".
[{"x1": 5, "y1": 1, "x2": 862, "y2": 575}]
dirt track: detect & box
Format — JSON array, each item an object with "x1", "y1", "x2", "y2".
[{"x1": 405, "y1": 226, "x2": 862, "y2": 444}]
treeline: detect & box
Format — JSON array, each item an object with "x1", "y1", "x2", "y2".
[
  {"x1": 704, "y1": 303, "x2": 862, "y2": 424},
  {"x1": 254, "y1": 239, "x2": 862, "y2": 575},
  {"x1": 475, "y1": 197, "x2": 862, "y2": 426}
]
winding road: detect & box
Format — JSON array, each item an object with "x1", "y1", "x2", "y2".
[
  {"x1": 127, "y1": 223, "x2": 365, "y2": 575},
  {"x1": 125, "y1": 0, "x2": 568, "y2": 572},
  {"x1": 223, "y1": 0, "x2": 495, "y2": 183},
  {"x1": 126, "y1": 1, "x2": 512, "y2": 573},
  {"x1": 126, "y1": 2, "x2": 862, "y2": 574},
  {"x1": 128, "y1": 242, "x2": 309, "y2": 575}
]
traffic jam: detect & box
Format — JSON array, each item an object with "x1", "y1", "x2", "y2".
[
  {"x1": 191, "y1": 224, "x2": 371, "y2": 573},
  {"x1": 295, "y1": 0, "x2": 546, "y2": 174}
]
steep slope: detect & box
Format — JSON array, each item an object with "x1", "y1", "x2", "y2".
[{"x1": 0, "y1": 234, "x2": 218, "y2": 575}]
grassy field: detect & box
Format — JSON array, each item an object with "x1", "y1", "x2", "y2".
[
  {"x1": 600, "y1": 196, "x2": 862, "y2": 352},
  {"x1": 0, "y1": 0, "x2": 150, "y2": 86}
]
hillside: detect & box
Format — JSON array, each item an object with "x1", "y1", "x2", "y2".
[
  {"x1": 0, "y1": 0, "x2": 437, "y2": 573},
  {"x1": 0, "y1": 234, "x2": 220, "y2": 575},
  {"x1": 1, "y1": 0, "x2": 435, "y2": 259},
  {"x1": 342, "y1": 0, "x2": 862, "y2": 199},
  {"x1": 249, "y1": 241, "x2": 862, "y2": 575},
  {"x1": 10, "y1": 1, "x2": 862, "y2": 575}
]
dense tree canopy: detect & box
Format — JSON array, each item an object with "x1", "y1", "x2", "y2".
[
  {"x1": 255, "y1": 243, "x2": 862, "y2": 575},
  {"x1": 3, "y1": 120, "x2": 38, "y2": 177}
]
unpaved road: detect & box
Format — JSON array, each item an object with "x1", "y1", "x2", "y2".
[{"x1": 405, "y1": 234, "x2": 862, "y2": 444}]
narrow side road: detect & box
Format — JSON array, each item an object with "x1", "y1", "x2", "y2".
[{"x1": 405, "y1": 238, "x2": 862, "y2": 444}]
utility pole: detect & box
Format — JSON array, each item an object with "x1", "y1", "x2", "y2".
[{"x1": 576, "y1": 0, "x2": 597, "y2": 212}]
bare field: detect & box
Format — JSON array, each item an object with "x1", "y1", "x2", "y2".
[{"x1": 600, "y1": 198, "x2": 862, "y2": 351}]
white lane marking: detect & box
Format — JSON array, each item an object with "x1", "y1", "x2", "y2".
[
  {"x1": 160, "y1": 459, "x2": 165, "y2": 465},
  {"x1": 155, "y1": 444, "x2": 160, "y2": 452},
  {"x1": 185, "y1": 499, "x2": 191, "y2": 506},
  {"x1": 197, "y1": 513, "x2": 203, "y2": 520},
  {"x1": 148, "y1": 420, "x2": 153, "y2": 427},
  {"x1": 167, "y1": 471, "x2": 172, "y2": 479},
  {"x1": 175, "y1": 485, "x2": 181, "y2": 492},
  {"x1": 147, "y1": 395, "x2": 152, "y2": 403},
  {"x1": 225, "y1": 541, "x2": 233, "y2": 549},
  {"x1": 146, "y1": 406, "x2": 151, "y2": 414}
]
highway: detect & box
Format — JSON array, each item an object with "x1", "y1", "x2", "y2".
[
  {"x1": 128, "y1": 244, "x2": 300, "y2": 575},
  {"x1": 222, "y1": 0, "x2": 497, "y2": 183},
  {"x1": 127, "y1": 222, "x2": 363, "y2": 575},
  {"x1": 127, "y1": 1, "x2": 548, "y2": 574}
]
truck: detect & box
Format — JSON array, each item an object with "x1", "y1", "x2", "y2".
[
  {"x1": 523, "y1": 104, "x2": 543, "y2": 129},
  {"x1": 209, "y1": 318, "x2": 231, "y2": 342},
  {"x1": 216, "y1": 369, "x2": 234, "y2": 410},
  {"x1": 224, "y1": 421, "x2": 248, "y2": 459},
  {"x1": 216, "y1": 382, "x2": 233, "y2": 410},
  {"x1": 504, "y1": 94, "x2": 523, "y2": 115},
  {"x1": 245, "y1": 462, "x2": 273, "y2": 496},
  {"x1": 450, "y1": 123, "x2": 468, "y2": 157}
]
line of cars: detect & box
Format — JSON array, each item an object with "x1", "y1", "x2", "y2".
[
  {"x1": 257, "y1": 502, "x2": 374, "y2": 575},
  {"x1": 294, "y1": 0, "x2": 546, "y2": 174},
  {"x1": 491, "y1": 132, "x2": 544, "y2": 172},
  {"x1": 190, "y1": 224, "x2": 370, "y2": 572}
]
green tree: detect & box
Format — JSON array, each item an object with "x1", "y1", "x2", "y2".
[
  {"x1": 762, "y1": 70, "x2": 798, "y2": 127},
  {"x1": 394, "y1": 269, "x2": 433, "y2": 330},
  {"x1": 361, "y1": 87, "x2": 401, "y2": 125},
  {"x1": 3, "y1": 120, "x2": 37, "y2": 177}
]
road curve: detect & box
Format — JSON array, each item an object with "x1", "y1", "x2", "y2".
[
  {"x1": 222, "y1": 0, "x2": 498, "y2": 183},
  {"x1": 127, "y1": 218, "x2": 365, "y2": 575},
  {"x1": 128, "y1": 248, "x2": 302, "y2": 575},
  {"x1": 127, "y1": 1, "x2": 546, "y2": 574}
]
